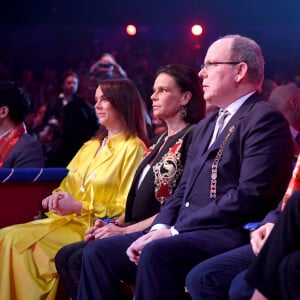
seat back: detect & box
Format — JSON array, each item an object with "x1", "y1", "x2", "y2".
[{"x1": 0, "y1": 168, "x2": 68, "y2": 228}]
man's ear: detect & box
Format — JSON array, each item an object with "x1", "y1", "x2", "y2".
[
  {"x1": 235, "y1": 62, "x2": 248, "y2": 83},
  {"x1": 289, "y1": 98, "x2": 300, "y2": 117},
  {"x1": 0, "y1": 106, "x2": 9, "y2": 118}
]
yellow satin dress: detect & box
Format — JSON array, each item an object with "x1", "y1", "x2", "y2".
[{"x1": 0, "y1": 133, "x2": 145, "y2": 300}]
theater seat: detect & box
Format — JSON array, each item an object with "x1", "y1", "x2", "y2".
[{"x1": 0, "y1": 168, "x2": 68, "y2": 228}]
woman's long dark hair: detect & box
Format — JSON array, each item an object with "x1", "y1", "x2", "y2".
[{"x1": 99, "y1": 78, "x2": 149, "y2": 145}]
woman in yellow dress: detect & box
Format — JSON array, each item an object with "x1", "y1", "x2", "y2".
[{"x1": 0, "y1": 78, "x2": 148, "y2": 300}]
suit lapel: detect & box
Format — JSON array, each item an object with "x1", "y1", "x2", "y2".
[
  {"x1": 182, "y1": 115, "x2": 217, "y2": 195},
  {"x1": 197, "y1": 113, "x2": 218, "y2": 156},
  {"x1": 210, "y1": 94, "x2": 260, "y2": 151}
]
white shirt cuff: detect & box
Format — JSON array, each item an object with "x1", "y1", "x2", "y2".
[
  {"x1": 150, "y1": 223, "x2": 170, "y2": 231},
  {"x1": 170, "y1": 226, "x2": 179, "y2": 236}
]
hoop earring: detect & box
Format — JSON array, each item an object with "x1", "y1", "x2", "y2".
[{"x1": 181, "y1": 106, "x2": 187, "y2": 119}]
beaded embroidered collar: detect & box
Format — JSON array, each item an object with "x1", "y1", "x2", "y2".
[{"x1": 144, "y1": 126, "x2": 193, "y2": 205}]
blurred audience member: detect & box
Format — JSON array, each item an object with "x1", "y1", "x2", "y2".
[
  {"x1": 50, "y1": 76, "x2": 100, "y2": 166},
  {"x1": 0, "y1": 59, "x2": 12, "y2": 80},
  {"x1": 38, "y1": 122, "x2": 62, "y2": 167},
  {"x1": 261, "y1": 78, "x2": 277, "y2": 101},
  {"x1": 273, "y1": 72, "x2": 291, "y2": 86},
  {"x1": 128, "y1": 56, "x2": 154, "y2": 113},
  {"x1": 268, "y1": 83, "x2": 300, "y2": 154},
  {"x1": 19, "y1": 69, "x2": 39, "y2": 111},
  {"x1": 0, "y1": 81, "x2": 44, "y2": 167},
  {"x1": 25, "y1": 104, "x2": 47, "y2": 136},
  {"x1": 42, "y1": 71, "x2": 80, "y2": 126},
  {"x1": 89, "y1": 52, "x2": 127, "y2": 81},
  {"x1": 38, "y1": 67, "x2": 59, "y2": 106},
  {"x1": 293, "y1": 74, "x2": 300, "y2": 88}
]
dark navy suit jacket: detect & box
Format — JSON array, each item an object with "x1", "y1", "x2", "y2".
[{"x1": 153, "y1": 94, "x2": 294, "y2": 253}]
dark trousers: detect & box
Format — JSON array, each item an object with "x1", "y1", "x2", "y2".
[
  {"x1": 55, "y1": 241, "x2": 87, "y2": 300},
  {"x1": 245, "y1": 190, "x2": 300, "y2": 300},
  {"x1": 77, "y1": 228, "x2": 246, "y2": 300},
  {"x1": 185, "y1": 245, "x2": 255, "y2": 300},
  {"x1": 229, "y1": 269, "x2": 255, "y2": 300},
  {"x1": 278, "y1": 251, "x2": 300, "y2": 300},
  {"x1": 78, "y1": 232, "x2": 142, "y2": 300}
]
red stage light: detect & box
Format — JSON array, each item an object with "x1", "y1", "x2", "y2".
[
  {"x1": 191, "y1": 24, "x2": 203, "y2": 36},
  {"x1": 126, "y1": 24, "x2": 137, "y2": 36}
]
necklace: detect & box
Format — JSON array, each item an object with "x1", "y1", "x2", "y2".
[{"x1": 101, "y1": 136, "x2": 108, "y2": 148}]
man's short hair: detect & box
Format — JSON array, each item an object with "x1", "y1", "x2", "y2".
[
  {"x1": 219, "y1": 34, "x2": 265, "y2": 87},
  {"x1": 0, "y1": 81, "x2": 31, "y2": 123}
]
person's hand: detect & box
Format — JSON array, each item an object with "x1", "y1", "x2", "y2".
[
  {"x1": 84, "y1": 226, "x2": 96, "y2": 241},
  {"x1": 250, "y1": 222, "x2": 274, "y2": 256},
  {"x1": 92, "y1": 223, "x2": 126, "y2": 239},
  {"x1": 251, "y1": 289, "x2": 269, "y2": 300},
  {"x1": 41, "y1": 192, "x2": 81, "y2": 216},
  {"x1": 126, "y1": 229, "x2": 172, "y2": 265},
  {"x1": 84, "y1": 219, "x2": 107, "y2": 241},
  {"x1": 42, "y1": 193, "x2": 64, "y2": 211}
]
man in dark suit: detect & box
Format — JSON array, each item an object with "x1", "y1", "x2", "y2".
[
  {"x1": 76, "y1": 34, "x2": 294, "y2": 300},
  {"x1": 0, "y1": 81, "x2": 44, "y2": 168}
]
